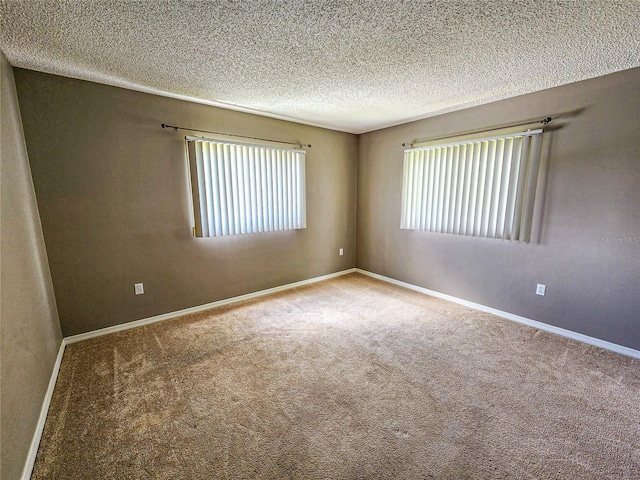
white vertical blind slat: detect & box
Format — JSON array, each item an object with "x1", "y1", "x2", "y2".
[
  {"x1": 241, "y1": 147, "x2": 251, "y2": 233},
  {"x1": 266, "y1": 150, "x2": 274, "y2": 232},
  {"x1": 400, "y1": 154, "x2": 410, "y2": 229},
  {"x1": 299, "y1": 154, "x2": 306, "y2": 228},
  {"x1": 453, "y1": 144, "x2": 466, "y2": 235},
  {"x1": 467, "y1": 143, "x2": 481, "y2": 235},
  {"x1": 276, "y1": 152, "x2": 283, "y2": 230},
  {"x1": 290, "y1": 153, "x2": 296, "y2": 229},
  {"x1": 520, "y1": 133, "x2": 543, "y2": 242},
  {"x1": 412, "y1": 153, "x2": 423, "y2": 230},
  {"x1": 460, "y1": 144, "x2": 472, "y2": 236},
  {"x1": 405, "y1": 153, "x2": 415, "y2": 228},
  {"x1": 194, "y1": 142, "x2": 208, "y2": 236},
  {"x1": 236, "y1": 146, "x2": 246, "y2": 234},
  {"x1": 434, "y1": 148, "x2": 444, "y2": 232},
  {"x1": 426, "y1": 150, "x2": 436, "y2": 230},
  {"x1": 416, "y1": 152, "x2": 425, "y2": 230},
  {"x1": 222, "y1": 145, "x2": 234, "y2": 235},
  {"x1": 278, "y1": 152, "x2": 287, "y2": 230},
  {"x1": 495, "y1": 138, "x2": 514, "y2": 239},
  {"x1": 511, "y1": 135, "x2": 531, "y2": 241},
  {"x1": 474, "y1": 141, "x2": 488, "y2": 237},
  {"x1": 442, "y1": 147, "x2": 452, "y2": 232},
  {"x1": 208, "y1": 143, "x2": 220, "y2": 236},
  {"x1": 259, "y1": 149, "x2": 267, "y2": 232},
  {"x1": 247, "y1": 148, "x2": 257, "y2": 233},
  {"x1": 488, "y1": 139, "x2": 505, "y2": 238},
  {"x1": 286, "y1": 153, "x2": 293, "y2": 230},
  {"x1": 215, "y1": 144, "x2": 227, "y2": 236},
  {"x1": 504, "y1": 137, "x2": 523, "y2": 240},
  {"x1": 448, "y1": 145, "x2": 460, "y2": 234},
  {"x1": 407, "y1": 156, "x2": 417, "y2": 228}
]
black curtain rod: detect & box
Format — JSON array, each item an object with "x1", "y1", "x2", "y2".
[
  {"x1": 161, "y1": 124, "x2": 311, "y2": 148},
  {"x1": 401, "y1": 116, "x2": 553, "y2": 148}
]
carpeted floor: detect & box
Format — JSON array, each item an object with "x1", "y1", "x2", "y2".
[{"x1": 32, "y1": 273, "x2": 640, "y2": 479}]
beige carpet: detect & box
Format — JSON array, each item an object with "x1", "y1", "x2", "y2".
[{"x1": 32, "y1": 273, "x2": 640, "y2": 479}]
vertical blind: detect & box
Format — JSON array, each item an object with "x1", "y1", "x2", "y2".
[
  {"x1": 400, "y1": 129, "x2": 543, "y2": 242},
  {"x1": 187, "y1": 138, "x2": 306, "y2": 237}
]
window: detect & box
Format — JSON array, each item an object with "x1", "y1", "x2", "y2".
[
  {"x1": 186, "y1": 137, "x2": 306, "y2": 237},
  {"x1": 400, "y1": 129, "x2": 543, "y2": 242}
]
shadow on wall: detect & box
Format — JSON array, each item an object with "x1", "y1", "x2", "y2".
[{"x1": 533, "y1": 107, "x2": 586, "y2": 245}]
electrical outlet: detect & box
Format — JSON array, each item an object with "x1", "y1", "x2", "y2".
[
  {"x1": 339, "y1": 248, "x2": 344, "y2": 256},
  {"x1": 134, "y1": 283, "x2": 144, "y2": 295},
  {"x1": 536, "y1": 284, "x2": 546, "y2": 296}
]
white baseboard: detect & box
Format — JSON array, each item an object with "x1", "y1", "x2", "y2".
[
  {"x1": 21, "y1": 340, "x2": 66, "y2": 480},
  {"x1": 356, "y1": 268, "x2": 640, "y2": 360},
  {"x1": 65, "y1": 268, "x2": 357, "y2": 344},
  {"x1": 22, "y1": 268, "x2": 357, "y2": 477},
  {"x1": 19, "y1": 266, "x2": 639, "y2": 478}
]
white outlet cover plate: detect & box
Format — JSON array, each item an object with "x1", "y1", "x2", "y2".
[
  {"x1": 135, "y1": 283, "x2": 144, "y2": 295},
  {"x1": 536, "y1": 284, "x2": 546, "y2": 296},
  {"x1": 339, "y1": 248, "x2": 344, "y2": 256}
]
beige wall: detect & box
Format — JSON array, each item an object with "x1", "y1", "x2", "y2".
[
  {"x1": 8, "y1": 63, "x2": 640, "y2": 350},
  {"x1": 1, "y1": 52, "x2": 63, "y2": 480},
  {"x1": 14, "y1": 69, "x2": 358, "y2": 337},
  {"x1": 357, "y1": 67, "x2": 640, "y2": 350}
]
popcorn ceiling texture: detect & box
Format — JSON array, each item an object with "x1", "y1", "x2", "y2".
[{"x1": 1, "y1": 0, "x2": 639, "y2": 133}]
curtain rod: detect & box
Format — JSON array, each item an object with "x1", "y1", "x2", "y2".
[
  {"x1": 401, "y1": 116, "x2": 553, "y2": 148},
  {"x1": 161, "y1": 124, "x2": 311, "y2": 148}
]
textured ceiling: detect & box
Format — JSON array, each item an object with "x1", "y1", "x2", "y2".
[{"x1": 1, "y1": 1, "x2": 639, "y2": 134}]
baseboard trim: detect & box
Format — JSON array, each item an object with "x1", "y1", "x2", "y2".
[
  {"x1": 21, "y1": 340, "x2": 66, "y2": 480},
  {"x1": 65, "y1": 268, "x2": 357, "y2": 344},
  {"x1": 23, "y1": 268, "x2": 356, "y2": 477},
  {"x1": 355, "y1": 268, "x2": 640, "y2": 360},
  {"x1": 18, "y1": 266, "x2": 638, "y2": 478}
]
